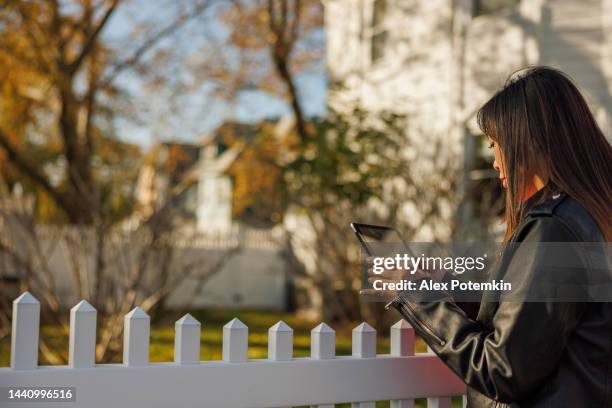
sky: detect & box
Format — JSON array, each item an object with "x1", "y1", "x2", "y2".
[{"x1": 102, "y1": 1, "x2": 327, "y2": 149}]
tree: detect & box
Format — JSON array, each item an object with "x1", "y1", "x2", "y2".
[
  {"x1": 0, "y1": 0, "x2": 234, "y2": 364},
  {"x1": 0, "y1": 0, "x2": 211, "y2": 224},
  {"x1": 193, "y1": 0, "x2": 323, "y2": 133},
  {"x1": 251, "y1": 1, "x2": 461, "y2": 326}
]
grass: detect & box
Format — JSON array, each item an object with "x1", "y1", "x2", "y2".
[{"x1": 0, "y1": 308, "x2": 464, "y2": 407}]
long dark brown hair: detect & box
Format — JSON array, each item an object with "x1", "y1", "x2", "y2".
[{"x1": 477, "y1": 66, "x2": 612, "y2": 242}]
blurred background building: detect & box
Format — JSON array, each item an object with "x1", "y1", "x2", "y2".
[{"x1": 324, "y1": 0, "x2": 612, "y2": 238}]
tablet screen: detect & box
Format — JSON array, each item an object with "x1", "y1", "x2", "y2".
[{"x1": 351, "y1": 223, "x2": 407, "y2": 256}]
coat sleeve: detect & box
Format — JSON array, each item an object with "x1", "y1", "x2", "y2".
[{"x1": 392, "y1": 217, "x2": 587, "y2": 403}]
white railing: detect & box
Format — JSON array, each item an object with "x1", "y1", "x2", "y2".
[{"x1": 0, "y1": 292, "x2": 466, "y2": 408}]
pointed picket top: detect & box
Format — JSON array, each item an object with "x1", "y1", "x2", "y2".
[
  {"x1": 176, "y1": 313, "x2": 200, "y2": 326},
  {"x1": 123, "y1": 306, "x2": 150, "y2": 366},
  {"x1": 311, "y1": 322, "x2": 335, "y2": 360},
  {"x1": 268, "y1": 320, "x2": 293, "y2": 361},
  {"x1": 125, "y1": 307, "x2": 149, "y2": 319},
  {"x1": 391, "y1": 319, "x2": 411, "y2": 330},
  {"x1": 69, "y1": 300, "x2": 97, "y2": 368},
  {"x1": 11, "y1": 292, "x2": 40, "y2": 370},
  {"x1": 14, "y1": 291, "x2": 39, "y2": 305},
  {"x1": 352, "y1": 321, "x2": 376, "y2": 358},
  {"x1": 224, "y1": 317, "x2": 247, "y2": 329},
  {"x1": 311, "y1": 322, "x2": 334, "y2": 333},
  {"x1": 269, "y1": 320, "x2": 292, "y2": 332},
  {"x1": 71, "y1": 299, "x2": 96, "y2": 313},
  {"x1": 175, "y1": 314, "x2": 201, "y2": 364},
  {"x1": 223, "y1": 317, "x2": 248, "y2": 362},
  {"x1": 391, "y1": 319, "x2": 415, "y2": 357},
  {"x1": 353, "y1": 321, "x2": 375, "y2": 333}
]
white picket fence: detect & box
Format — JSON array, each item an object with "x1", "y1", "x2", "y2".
[{"x1": 0, "y1": 292, "x2": 466, "y2": 407}]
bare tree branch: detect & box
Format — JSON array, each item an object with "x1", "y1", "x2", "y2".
[
  {"x1": 68, "y1": 0, "x2": 121, "y2": 74},
  {"x1": 99, "y1": 1, "x2": 211, "y2": 89},
  {"x1": 0, "y1": 129, "x2": 71, "y2": 213},
  {"x1": 267, "y1": 0, "x2": 309, "y2": 141}
]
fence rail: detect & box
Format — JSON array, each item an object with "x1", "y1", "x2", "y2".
[{"x1": 0, "y1": 292, "x2": 466, "y2": 407}]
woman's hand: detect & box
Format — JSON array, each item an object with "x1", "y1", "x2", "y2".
[{"x1": 359, "y1": 256, "x2": 433, "y2": 299}]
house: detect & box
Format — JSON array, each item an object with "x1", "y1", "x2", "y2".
[
  {"x1": 323, "y1": 0, "x2": 612, "y2": 239},
  {"x1": 135, "y1": 118, "x2": 301, "y2": 230},
  {"x1": 131, "y1": 121, "x2": 296, "y2": 312},
  {"x1": 134, "y1": 122, "x2": 257, "y2": 231}
]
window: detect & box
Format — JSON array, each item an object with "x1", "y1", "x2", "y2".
[
  {"x1": 472, "y1": 0, "x2": 520, "y2": 17},
  {"x1": 370, "y1": 0, "x2": 388, "y2": 64},
  {"x1": 371, "y1": 31, "x2": 388, "y2": 63}
]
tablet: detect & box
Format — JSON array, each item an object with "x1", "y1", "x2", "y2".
[{"x1": 350, "y1": 222, "x2": 409, "y2": 256}]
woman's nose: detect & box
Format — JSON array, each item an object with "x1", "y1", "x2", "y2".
[{"x1": 493, "y1": 159, "x2": 500, "y2": 172}]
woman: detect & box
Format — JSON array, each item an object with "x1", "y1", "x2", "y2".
[{"x1": 387, "y1": 66, "x2": 612, "y2": 407}]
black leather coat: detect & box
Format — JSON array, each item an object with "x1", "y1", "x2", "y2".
[{"x1": 389, "y1": 191, "x2": 612, "y2": 407}]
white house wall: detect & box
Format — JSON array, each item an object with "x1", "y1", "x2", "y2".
[
  {"x1": 325, "y1": 0, "x2": 612, "y2": 239},
  {"x1": 164, "y1": 247, "x2": 288, "y2": 310},
  {"x1": 5, "y1": 227, "x2": 290, "y2": 312},
  {"x1": 325, "y1": 0, "x2": 462, "y2": 241},
  {"x1": 463, "y1": 0, "x2": 612, "y2": 136},
  {"x1": 196, "y1": 175, "x2": 233, "y2": 233},
  {"x1": 539, "y1": 0, "x2": 612, "y2": 137},
  {"x1": 326, "y1": 0, "x2": 456, "y2": 133}
]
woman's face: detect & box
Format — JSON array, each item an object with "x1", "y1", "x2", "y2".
[{"x1": 487, "y1": 137, "x2": 507, "y2": 189}]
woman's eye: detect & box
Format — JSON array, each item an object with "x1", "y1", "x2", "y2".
[{"x1": 487, "y1": 142, "x2": 495, "y2": 149}]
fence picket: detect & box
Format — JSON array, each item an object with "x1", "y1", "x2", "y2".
[
  {"x1": 267, "y1": 323, "x2": 293, "y2": 408},
  {"x1": 352, "y1": 322, "x2": 376, "y2": 358},
  {"x1": 390, "y1": 320, "x2": 415, "y2": 408},
  {"x1": 69, "y1": 300, "x2": 97, "y2": 368},
  {"x1": 311, "y1": 322, "x2": 335, "y2": 360},
  {"x1": 351, "y1": 322, "x2": 376, "y2": 408},
  {"x1": 223, "y1": 318, "x2": 248, "y2": 362},
  {"x1": 10, "y1": 292, "x2": 40, "y2": 370},
  {"x1": 174, "y1": 313, "x2": 201, "y2": 364},
  {"x1": 310, "y1": 323, "x2": 336, "y2": 408},
  {"x1": 392, "y1": 400, "x2": 415, "y2": 408},
  {"x1": 426, "y1": 346, "x2": 452, "y2": 408},
  {"x1": 427, "y1": 398, "x2": 452, "y2": 408},
  {"x1": 268, "y1": 320, "x2": 293, "y2": 361},
  {"x1": 123, "y1": 307, "x2": 150, "y2": 366}
]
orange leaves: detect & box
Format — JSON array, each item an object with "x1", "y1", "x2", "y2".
[{"x1": 226, "y1": 126, "x2": 284, "y2": 224}]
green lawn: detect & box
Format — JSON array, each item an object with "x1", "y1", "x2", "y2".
[{"x1": 0, "y1": 308, "x2": 463, "y2": 407}]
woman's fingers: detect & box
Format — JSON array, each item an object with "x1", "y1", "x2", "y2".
[
  {"x1": 367, "y1": 269, "x2": 431, "y2": 281},
  {"x1": 362, "y1": 259, "x2": 435, "y2": 301},
  {"x1": 368, "y1": 276, "x2": 400, "y2": 285},
  {"x1": 367, "y1": 268, "x2": 406, "y2": 279},
  {"x1": 359, "y1": 288, "x2": 396, "y2": 298}
]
